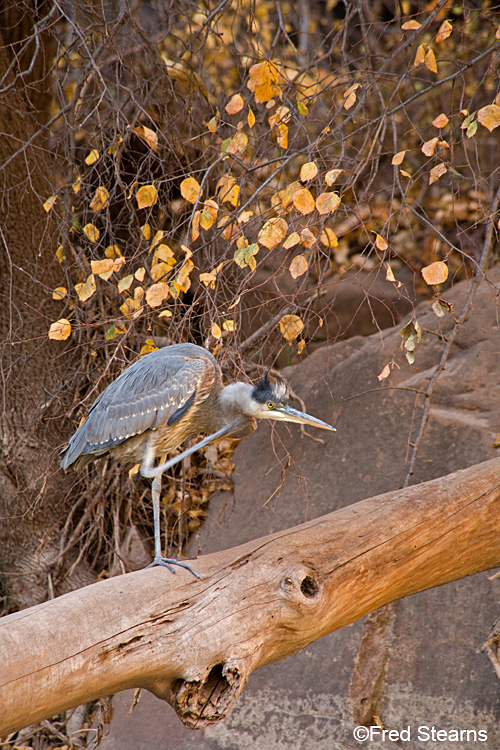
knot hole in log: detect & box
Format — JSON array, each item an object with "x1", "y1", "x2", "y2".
[{"x1": 300, "y1": 575, "x2": 319, "y2": 598}]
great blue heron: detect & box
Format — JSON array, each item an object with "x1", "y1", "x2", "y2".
[{"x1": 61, "y1": 343, "x2": 335, "y2": 578}]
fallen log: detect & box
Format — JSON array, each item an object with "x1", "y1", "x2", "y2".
[{"x1": 1, "y1": 457, "x2": 500, "y2": 735}]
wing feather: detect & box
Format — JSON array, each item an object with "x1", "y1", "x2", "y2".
[{"x1": 60, "y1": 344, "x2": 219, "y2": 469}]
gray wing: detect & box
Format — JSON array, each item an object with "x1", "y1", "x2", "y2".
[{"x1": 60, "y1": 344, "x2": 219, "y2": 469}]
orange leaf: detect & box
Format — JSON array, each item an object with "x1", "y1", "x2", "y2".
[
  {"x1": 316, "y1": 191, "x2": 341, "y2": 215},
  {"x1": 289, "y1": 254, "x2": 308, "y2": 279},
  {"x1": 422, "y1": 137, "x2": 439, "y2": 156},
  {"x1": 432, "y1": 113, "x2": 449, "y2": 129},
  {"x1": 48, "y1": 318, "x2": 71, "y2": 340},
  {"x1": 247, "y1": 60, "x2": 280, "y2": 103},
  {"x1": 293, "y1": 188, "x2": 315, "y2": 215},
  {"x1": 283, "y1": 232, "x2": 300, "y2": 249},
  {"x1": 435, "y1": 19, "x2": 452, "y2": 43},
  {"x1": 425, "y1": 48, "x2": 437, "y2": 74},
  {"x1": 180, "y1": 177, "x2": 202, "y2": 204},
  {"x1": 374, "y1": 233, "x2": 388, "y2": 251},
  {"x1": 325, "y1": 169, "x2": 343, "y2": 185},
  {"x1": 320, "y1": 228, "x2": 338, "y2": 247},
  {"x1": 402, "y1": 20, "x2": 421, "y2": 30},
  {"x1": 414, "y1": 44, "x2": 426, "y2": 66},
  {"x1": 225, "y1": 93, "x2": 244, "y2": 115},
  {"x1": 478, "y1": 104, "x2": 500, "y2": 132},
  {"x1": 145, "y1": 282, "x2": 170, "y2": 308},
  {"x1": 300, "y1": 161, "x2": 318, "y2": 182},
  {"x1": 279, "y1": 314, "x2": 304, "y2": 341},
  {"x1": 136, "y1": 185, "x2": 158, "y2": 209},
  {"x1": 392, "y1": 150, "x2": 407, "y2": 165},
  {"x1": 421, "y1": 261, "x2": 448, "y2": 285},
  {"x1": 281, "y1": 181, "x2": 302, "y2": 208},
  {"x1": 429, "y1": 162, "x2": 447, "y2": 185},
  {"x1": 258, "y1": 217, "x2": 288, "y2": 249}
]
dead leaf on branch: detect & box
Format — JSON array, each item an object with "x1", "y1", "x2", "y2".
[
  {"x1": 48, "y1": 318, "x2": 71, "y2": 340},
  {"x1": 422, "y1": 261, "x2": 448, "y2": 285}
]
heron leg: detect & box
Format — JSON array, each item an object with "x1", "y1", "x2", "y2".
[{"x1": 145, "y1": 473, "x2": 202, "y2": 579}]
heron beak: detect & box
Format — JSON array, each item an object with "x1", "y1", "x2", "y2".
[{"x1": 272, "y1": 405, "x2": 336, "y2": 431}]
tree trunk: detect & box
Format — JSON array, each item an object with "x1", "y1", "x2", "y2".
[
  {"x1": 1, "y1": 457, "x2": 500, "y2": 736},
  {"x1": 0, "y1": 25, "x2": 92, "y2": 610}
]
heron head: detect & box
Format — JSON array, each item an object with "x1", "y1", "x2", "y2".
[{"x1": 251, "y1": 375, "x2": 336, "y2": 432}]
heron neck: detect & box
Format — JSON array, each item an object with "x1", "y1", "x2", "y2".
[{"x1": 219, "y1": 382, "x2": 255, "y2": 421}]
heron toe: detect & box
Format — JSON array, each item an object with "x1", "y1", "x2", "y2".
[{"x1": 145, "y1": 556, "x2": 202, "y2": 579}]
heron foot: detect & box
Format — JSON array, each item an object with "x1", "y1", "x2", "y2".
[{"x1": 145, "y1": 556, "x2": 202, "y2": 579}]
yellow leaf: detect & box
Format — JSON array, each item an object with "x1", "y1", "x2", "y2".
[
  {"x1": 135, "y1": 267, "x2": 146, "y2": 282},
  {"x1": 374, "y1": 233, "x2": 388, "y2": 251},
  {"x1": 139, "y1": 338, "x2": 158, "y2": 356},
  {"x1": 425, "y1": 48, "x2": 437, "y2": 74},
  {"x1": 225, "y1": 131, "x2": 248, "y2": 155},
  {"x1": 392, "y1": 150, "x2": 406, "y2": 165},
  {"x1": 211, "y1": 322, "x2": 222, "y2": 339},
  {"x1": 299, "y1": 228, "x2": 315, "y2": 248},
  {"x1": 400, "y1": 169, "x2": 412, "y2": 178},
  {"x1": 222, "y1": 319, "x2": 236, "y2": 331},
  {"x1": 75, "y1": 273, "x2": 96, "y2": 302},
  {"x1": 105, "y1": 244, "x2": 122, "y2": 258},
  {"x1": 402, "y1": 20, "x2": 421, "y2": 30},
  {"x1": 421, "y1": 261, "x2": 448, "y2": 285},
  {"x1": 435, "y1": 19, "x2": 452, "y2": 43},
  {"x1": 414, "y1": 44, "x2": 426, "y2": 66},
  {"x1": 91, "y1": 258, "x2": 114, "y2": 277},
  {"x1": 72, "y1": 176, "x2": 81, "y2": 194},
  {"x1": 158, "y1": 309, "x2": 172, "y2": 318},
  {"x1": 136, "y1": 184, "x2": 158, "y2": 209},
  {"x1": 293, "y1": 188, "x2": 315, "y2": 215},
  {"x1": 283, "y1": 232, "x2": 301, "y2": 249},
  {"x1": 132, "y1": 125, "x2": 158, "y2": 152},
  {"x1": 120, "y1": 297, "x2": 140, "y2": 317},
  {"x1": 83, "y1": 223, "x2": 100, "y2": 242},
  {"x1": 432, "y1": 113, "x2": 449, "y2": 129},
  {"x1": 289, "y1": 254, "x2": 308, "y2": 279},
  {"x1": 141, "y1": 223, "x2": 151, "y2": 240},
  {"x1": 225, "y1": 93, "x2": 244, "y2": 115},
  {"x1": 207, "y1": 115, "x2": 218, "y2": 133},
  {"x1": 320, "y1": 228, "x2": 338, "y2": 247},
  {"x1": 281, "y1": 181, "x2": 302, "y2": 208},
  {"x1": 192, "y1": 210, "x2": 201, "y2": 241},
  {"x1": 316, "y1": 191, "x2": 341, "y2": 215},
  {"x1": 48, "y1": 318, "x2": 71, "y2": 340},
  {"x1": 258, "y1": 217, "x2": 288, "y2": 249},
  {"x1": 422, "y1": 137, "x2": 439, "y2": 156},
  {"x1": 200, "y1": 272, "x2": 217, "y2": 288},
  {"x1": 154, "y1": 243, "x2": 175, "y2": 263},
  {"x1": 145, "y1": 282, "x2": 170, "y2": 308},
  {"x1": 107, "y1": 134, "x2": 123, "y2": 157},
  {"x1": 234, "y1": 242, "x2": 259, "y2": 271},
  {"x1": 180, "y1": 176, "x2": 202, "y2": 204},
  {"x1": 325, "y1": 169, "x2": 343, "y2": 185},
  {"x1": 343, "y1": 83, "x2": 360, "y2": 110},
  {"x1": 200, "y1": 201, "x2": 218, "y2": 230},
  {"x1": 85, "y1": 149, "x2": 99, "y2": 165},
  {"x1": 89, "y1": 186, "x2": 109, "y2": 212},
  {"x1": 279, "y1": 314, "x2": 304, "y2": 341},
  {"x1": 56, "y1": 245, "x2": 64, "y2": 263},
  {"x1": 377, "y1": 363, "x2": 391, "y2": 381},
  {"x1": 43, "y1": 195, "x2": 57, "y2": 212},
  {"x1": 117, "y1": 274, "x2": 134, "y2": 293},
  {"x1": 228, "y1": 293, "x2": 240, "y2": 309},
  {"x1": 429, "y1": 162, "x2": 447, "y2": 185},
  {"x1": 247, "y1": 60, "x2": 280, "y2": 103},
  {"x1": 151, "y1": 261, "x2": 171, "y2": 282},
  {"x1": 300, "y1": 161, "x2": 318, "y2": 182},
  {"x1": 478, "y1": 104, "x2": 500, "y2": 132},
  {"x1": 386, "y1": 264, "x2": 396, "y2": 282},
  {"x1": 52, "y1": 286, "x2": 67, "y2": 300},
  {"x1": 248, "y1": 108, "x2": 256, "y2": 127}
]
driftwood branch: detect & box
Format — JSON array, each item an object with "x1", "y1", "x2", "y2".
[{"x1": 2, "y1": 457, "x2": 500, "y2": 735}]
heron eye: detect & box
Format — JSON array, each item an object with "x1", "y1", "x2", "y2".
[{"x1": 267, "y1": 402, "x2": 274, "y2": 409}]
